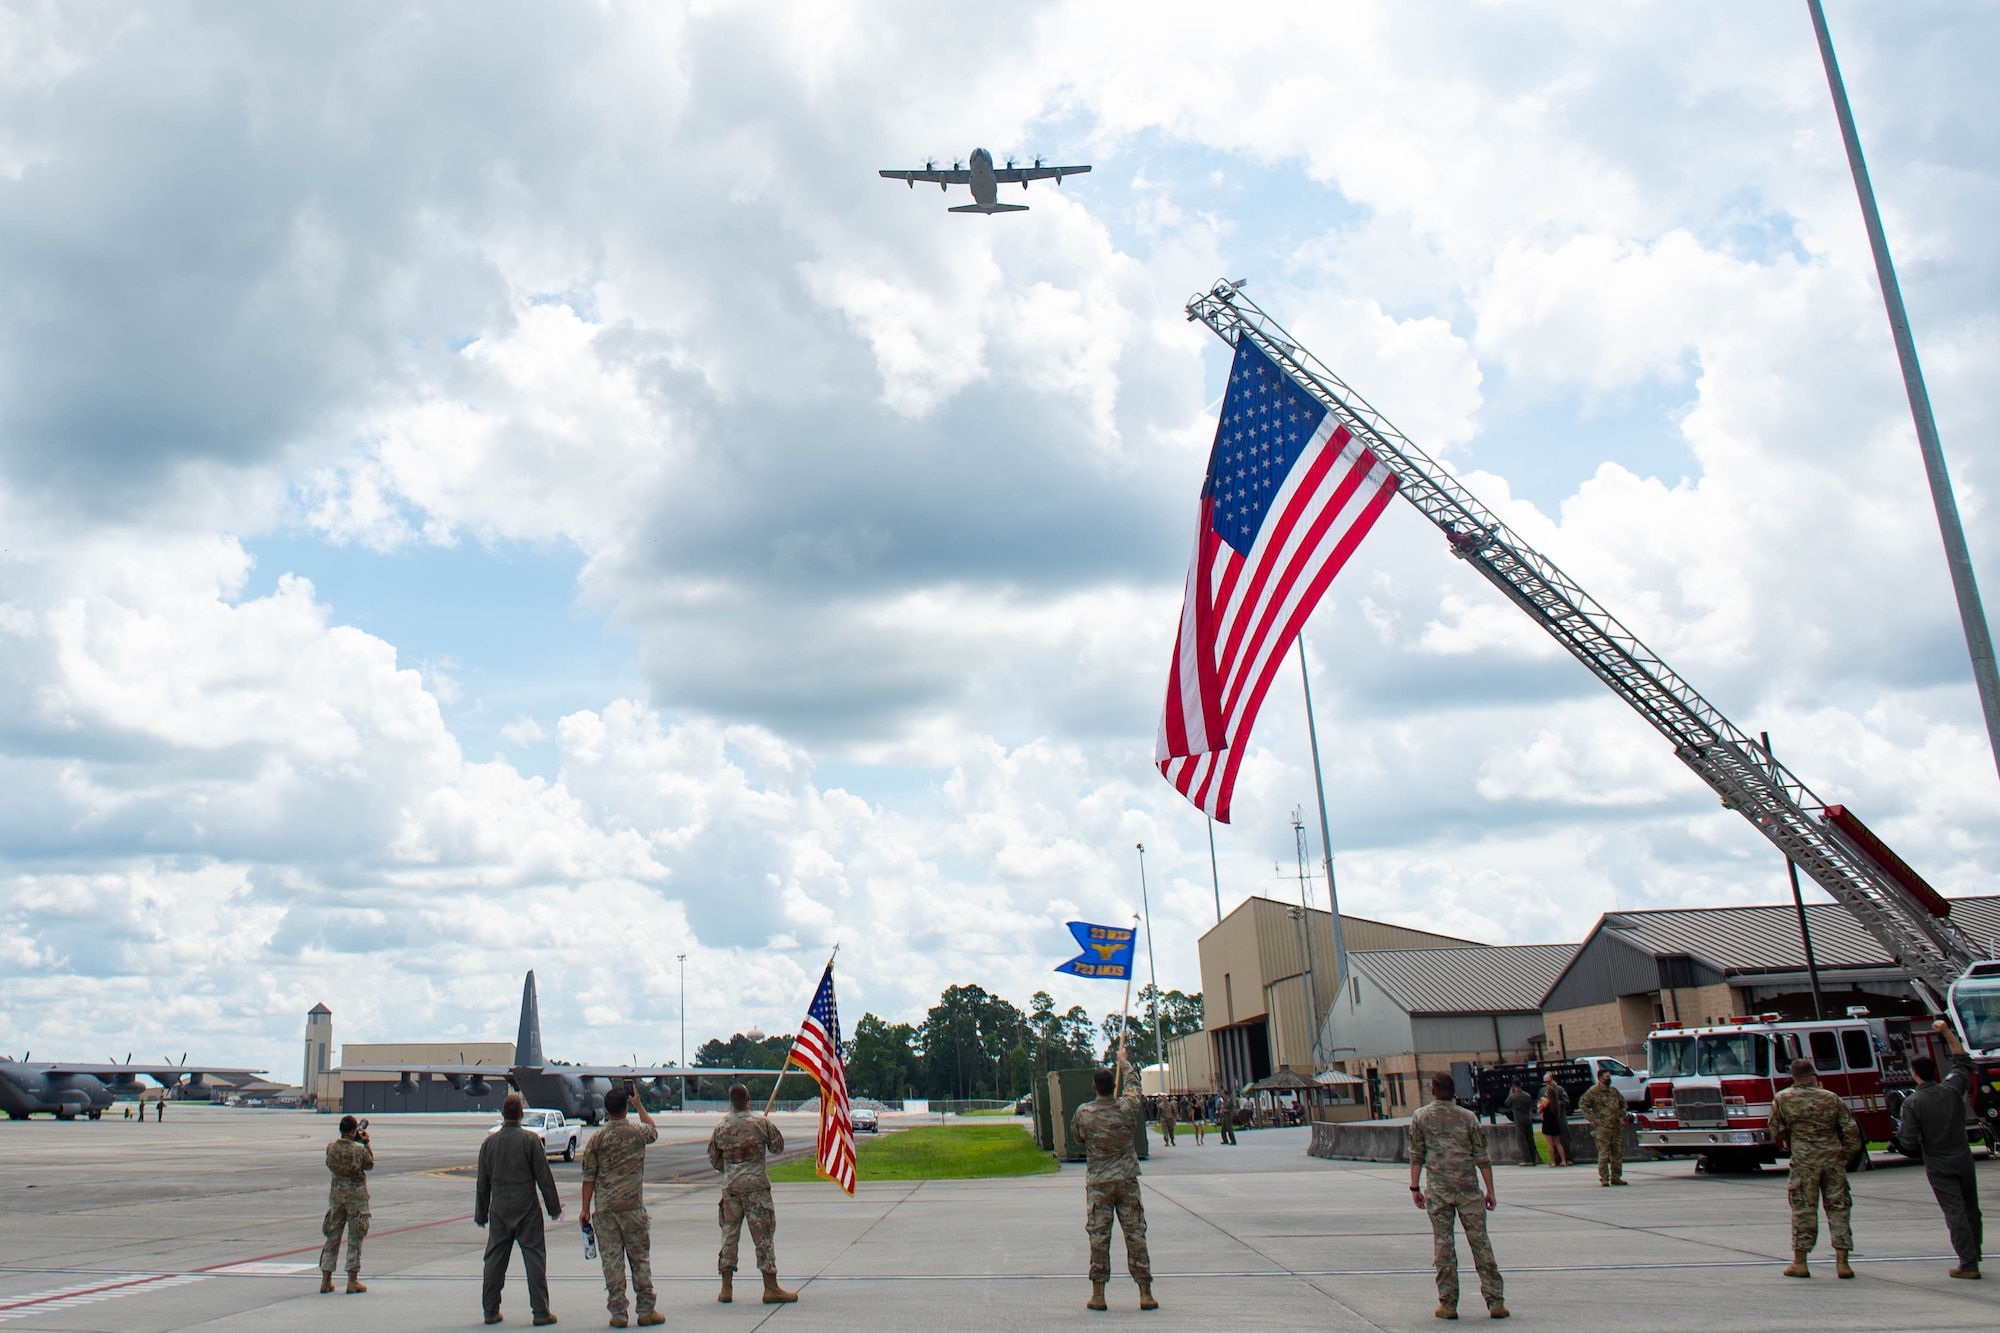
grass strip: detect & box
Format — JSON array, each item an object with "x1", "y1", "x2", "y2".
[{"x1": 768, "y1": 1123, "x2": 1058, "y2": 1182}]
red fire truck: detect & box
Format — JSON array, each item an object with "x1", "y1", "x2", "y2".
[{"x1": 1634, "y1": 1016, "x2": 1892, "y2": 1173}]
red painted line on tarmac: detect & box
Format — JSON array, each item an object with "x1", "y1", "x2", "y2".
[
  {"x1": 0, "y1": 1273, "x2": 181, "y2": 1313},
  {"x1": 197, "y1": 1189, "x2": 577, "y2": 1269},
  {"x1": 0, "y1": 1187, "x2": 583, "y2": 1308}
]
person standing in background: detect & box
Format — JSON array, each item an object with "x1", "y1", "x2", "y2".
[{"x1": 1536, "y1": 1072, "x2": 1569, "y2": 1167}]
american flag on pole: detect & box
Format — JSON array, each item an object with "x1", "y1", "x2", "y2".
[
  {"x1": 1156, "y1": 337, "x2": 1400, "y2": 821},
  {"x1": 786, "y1": 961, "x2": 856, "y2": 1194}
]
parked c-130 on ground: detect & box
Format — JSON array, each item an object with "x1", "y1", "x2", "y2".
[
  {"x1": 0, "y1": 1054, "x2": 266, "y2": 1119},
  {"x1": 880, "y1": 147, "x2": 1089, "y2": 213},
  {"x1": 343, "y1": 970, "x2": 784, "y2": 1124}
]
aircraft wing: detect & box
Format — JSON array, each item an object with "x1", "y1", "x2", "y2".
[
  {"x1": 991, "y1": 164, "x2": 1091, "y2": 184},
  {"x1": 562, "y1": 1065, "x2": 803, "y2": 1080},
  {"x1": 41, "y1": 1062, "x2": 268, "y2": 1076},
  {"x1": 879, "y1": 168, "x2": 973, "y2": 184},
  {"x1": 342, "y1": 1064, "x2": 512, "y2": 1077},
  {"x1": 341, "y1": 1063, "x2": 794, "y2": 1080}
]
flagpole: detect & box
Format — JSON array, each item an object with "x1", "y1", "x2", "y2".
[
  {"x1": 764, "y1": 947, "x2": 838, "y2": 1116},
  {"x1": 1135, "y1": 843, "x2": 1166, "y2": 1092},
  {"x1": 1113, "y1": 917, "x2": 1137, "y2": 1097},
  {"x1": 1298, "y1": 638, "x2": 1346, "y2": 1058},
  {"x1": 1807, "y1": 0, "x2": 2000, "y2": 784},
  {"x1": 1206, "y1": 817, "x2": 1223, "y2": 923}
]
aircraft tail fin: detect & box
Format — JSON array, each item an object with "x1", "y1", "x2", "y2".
[
  {"x1": 948, "y1": 203, "x2": 1030, "y2": 214},
  {"x1": 515, "y1": 971, "x2": 545, "y2": 1068}
]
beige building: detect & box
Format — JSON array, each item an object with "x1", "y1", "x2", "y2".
[
  {"x1": 1165, "y1": 896, "x2": 1478, "y2": 1093},
  {"x1": 336, "y1": 1040, "x2": 516, "y2": 1114}
]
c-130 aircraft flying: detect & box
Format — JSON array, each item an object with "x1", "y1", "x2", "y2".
[{"x1": 880, "y1": 147, "x2": 1090, "y2": 214}]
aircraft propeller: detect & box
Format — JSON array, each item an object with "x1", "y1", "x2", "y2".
[
  {"x1": 1005, "y1": 155, "x2": 1016, "y2": 169},
  {"x1": 1034, "y1": 155, "x2": 1045, "y2": 168}
]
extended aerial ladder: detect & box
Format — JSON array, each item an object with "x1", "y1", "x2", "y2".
[{"x1": 1187, "y1": 279, "x2": 1989, "y2": 1010}]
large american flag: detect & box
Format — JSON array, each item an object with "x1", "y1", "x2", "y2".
[
  {"x1": 1156, "y1": 337, "x2": 1400, "y2": 821},
  {"x1": 787, "y1": 962, "x2": 856, "y2": 1194}
]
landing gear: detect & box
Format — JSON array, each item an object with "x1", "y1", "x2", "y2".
[
  {"x1": 88, "y1": 1109, "x2": 102, "y2": 1121},
  {"x1": 6, "y1": 1110, "x2": 28, "y2": 1121}
]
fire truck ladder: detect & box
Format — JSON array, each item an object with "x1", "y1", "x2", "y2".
[{"x1": 1187, "y1": 278, "x2": 1986, "y2": 1008}]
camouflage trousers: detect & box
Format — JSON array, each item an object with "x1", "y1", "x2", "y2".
[
  {"x1": 319, "y1": 1198, "x2": 369, "y2": 1275},
  {"x1": 1786, "y1": 1155, "x2": 1853, "y2": 1253},
  {"x1": 718, "y1": 1188, "x2": 778, "y2": 1274},
  {"x1": 1594, "y1": 1126, "x2": 1624, "y2": 1184},
  {"x1": 595, "y1": 1207, "x2": 655, "y2": 1321},
  {"x1": 1084, "y1": 1178, "x2": 1151, "y2": 1283},
  {"x1": 1426, "y1": 1192, "x2": 1503, "y2": 1311}
]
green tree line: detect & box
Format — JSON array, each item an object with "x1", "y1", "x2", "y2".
[{"x1": 693, "y1": 982, "x2": 1204, "y2": 1103}]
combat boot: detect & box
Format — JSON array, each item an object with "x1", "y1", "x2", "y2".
[
  {"x1": 1434, "y1": 1304, "x2": 1458, "y2": 1320},
  {"x1": 1137, "y1": 1280, "x2": 1158, "y2": 1310},
  {"x1": 345, "y1": 1275, "x2": 367, "y2": 1294},
  {"x1": 1487, "y1": 1304, "x2": 1509, "y2": 1319},
  {"x1": 1947, "y1": 1265, "x2": 1981, "y2": 1279},
  {"x1": 1834, "y1": 1250, "x2": 1854, "y2": 1279},
  {"x1": 636, "y1": 1314, "x2": 664, "y2": 1326},
  {"x1": 319, "y1": 1271, "x2": 334, "y2": 1294},
  {"x1": 717, "y1": 1272, "x2": 732, "y2": 1303},
  {"x1": 761, "y1": 1273, "x2": 798, "y2": 1304},
  {"x1": 1783, "y1": 1251, "x2": 1810, "y2": 1278},
  {"x1": 1086, "y1": 1281, "x2": 1107, "y2": 1311},
  {"x1": 609, "y1": 1320, "x2": 627, "y2": 1329}
]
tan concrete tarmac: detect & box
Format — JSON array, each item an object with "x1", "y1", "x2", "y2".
[{"x1": 2, "y1": 1106, "x2": 1995, "y2": 1330}]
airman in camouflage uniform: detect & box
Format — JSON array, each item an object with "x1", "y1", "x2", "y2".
[
  {"x1": 580, "y1": 1087, "x2": 663, "y2": 1327},
  {"x1": 1577, "y1": 1071, "x2": 1628, "y2": 1186},
  {"x1": 1408, "y1": 1072, "x2": 1507, "y2": 1320},
  {"x1": 708, "y1": 1083, "x2": 797, "y2": 1305},
  {"x1": 1070, "y1": 1050, "x2": 1155, "y2": 1313},
  {"x1": 1767, "y1": 1056, "x2": 1863, "y2": 1279},
  {"x1": 320, "y1": 1116, "x2": 373, "y2": 1294}
]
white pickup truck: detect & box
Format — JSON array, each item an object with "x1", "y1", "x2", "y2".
[
  {"x1": 487, "y1": 1108, "x2": 582, "y2": 1161},
  {"x1": 1575, "y1": 1056, "x2": 1648, "y2": 1107}
]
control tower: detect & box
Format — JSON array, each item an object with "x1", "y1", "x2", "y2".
[{"x1": 304, "y1": 1003, "x2": 333, "y2": 1109}]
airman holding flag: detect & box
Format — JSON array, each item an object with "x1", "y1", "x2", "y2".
[{"x1": 1057, "y1": 920, "x2": 1157, "y2": 1312}]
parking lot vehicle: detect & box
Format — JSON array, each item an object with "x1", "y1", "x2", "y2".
[
  {"x1": 851, "y1": 1106, "x2": 879, "y2": 1134},
  {"x1": 1573, "y1": 1056, "x2": 1648, "y2": 1106},
  {"x1": 1634, "y1": 1016, "x2": 1890, "y2": 1173},
  {"x1": 487, "y1": 1107, "x2": 582, "y2": 1161}
]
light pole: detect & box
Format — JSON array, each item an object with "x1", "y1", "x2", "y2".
[
  {"x1": 1808, "y1": 0, "x2": 2000, "y2": 783},
  {"x1": 1135, "y1": 843, "x2": 1165, "y2": 1091},
  {"x1": 677, "y1": 953, "x2": 688, "y2": 1110}
]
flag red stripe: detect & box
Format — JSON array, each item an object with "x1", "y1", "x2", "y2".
[{"x1": 1213, "y1": 442, "x2": 1374, "y2": 716}]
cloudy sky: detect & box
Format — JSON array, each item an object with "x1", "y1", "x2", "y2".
[{"x1": 3, "y1": 1, "x2": 1996, "y2": 1074}]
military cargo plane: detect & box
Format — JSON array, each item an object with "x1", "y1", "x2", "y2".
[
  {"x1": 341, "y1": 971, "x2": 782, "y2": 1124},
  {"x1": 880, "y1": 147, "x2": 1090, "y2": 213},
  {"x1": 0, "y1": 1053, "x2": 266, "y2": 1120}
]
